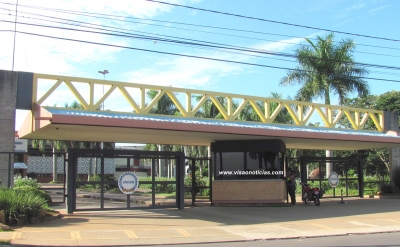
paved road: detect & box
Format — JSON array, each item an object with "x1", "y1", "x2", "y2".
[
  {"x1": 1, "y1": 197, "x2": 400, "y2": 246},
  {"x1": 173, "y1": 232, "x2": 400, "y2": 247}
]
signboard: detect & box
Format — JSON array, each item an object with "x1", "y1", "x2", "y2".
[
  {"x1": 14, "y1": 138, "x2": 28, "y2": 152},
  {"x1": 328, "y1": 172, "x2": 339, "y2": 188},
  {"x1": 118, "y1": 172, "x2": 139, "y2": 194}
]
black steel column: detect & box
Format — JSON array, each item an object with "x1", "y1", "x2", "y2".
[
  {"x1": 127, "y1": 157, "x2": 130, "y2": 209},
  {"x1": 209, "y1": 157, "x2": 213, "y2": 203},
  {"x1": 191, "y1": 158, "x2": 195, "y2": 206},
  {"x1": 66, "y1": 152, "x2": 74, "y2": 214},
  {"x1": 100, "y1": 155, "x2": 104, "y2": 209},
  {"x1": 178, "y1": 153, "x2": 185, "y2": 209},
  {"x1": 300, "y1": 157, "x2": 307, "y2": 183},
  {"x1": 152, "y1": 158, "x2": 156, "y2": 207},
  {"x1": 358, "y1": 159, "x2": 364, "y2": 198},
  {"x1": 63, "y1": 153, "x2": 66, "y2": 203}
]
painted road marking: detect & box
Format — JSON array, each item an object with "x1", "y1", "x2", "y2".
[
  {"x1": 347, "y1": 221, "x2": 377, "y2": 227},
  {"x1": 124, "y1": 230, "x2": 139, "y2": 239},
  {"x1": 310, "y1": 223, "x2": 335, "y2": 230},
  {"x1": 176, "y1": 229, "x2": 193, "y2": 237}
]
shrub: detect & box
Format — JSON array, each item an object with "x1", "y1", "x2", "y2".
[
  {"x1": 379, "y1": 183, "x2": 394, "y2": 193},
  {"x1": 13, "y1": 186, "x2": 52, "y2": 204},
  {"x1": 0, "y1": 188, "x2": 48, "y2": 225},
  {"x1": 14, "y1": 176, "x2": 41, "y2": 189},
  {"x1": 184, "y1": 173, "x2": 209, "y2": 196},
  {"x1": 137, "y1": 177, "x2": 176, "y2": 193},
  {"x1": 80, "y1": 175, "x2": 118, "y2": 191},
  {"x1": 391, "y1": 166, "x2": 400, "y2": 192}
]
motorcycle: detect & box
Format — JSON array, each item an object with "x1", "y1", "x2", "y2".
[{"x1": 300, "y1": 182, "x2": 322, "y2": 206}]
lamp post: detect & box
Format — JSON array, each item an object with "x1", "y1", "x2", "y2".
[
  {"x1": 97, "y1": 70, "x2": 109, "y2": 169},
  {"x1": 98, "y1": 70, "x2": 109, "y2": 110}
]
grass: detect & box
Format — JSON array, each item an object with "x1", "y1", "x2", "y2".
[
  {"x1": 48, "y1": 181, "x2": 61, "y2": 184},
  {"x1": 0, "y1": 239, "x2": 11, "y2": 245}
]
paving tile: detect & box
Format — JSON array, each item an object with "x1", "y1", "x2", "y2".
[
  {"x1": 184, "y1": 228, "x2": 234, "y2": 237},
  {"x1": 79, "y1": 230, "x2": 130, "y2": 239},
  {"x1": 21, "y1": 231, "x2": 71, "y2": 240},
  {"x1": 133, "y1": 229, "x2": 183, "y2": 238}
]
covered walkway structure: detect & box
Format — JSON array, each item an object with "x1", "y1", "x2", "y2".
[
  {"x1": 1, "y1": 70, "x2": 400, "y2": 207},
  {"x1": 14, "y1": 72, "x2": 400, "y2": 150}
]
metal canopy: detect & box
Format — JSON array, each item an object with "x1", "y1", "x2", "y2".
[{"x1": 18, "y1": 107, "x2": 400, "y2": 151}]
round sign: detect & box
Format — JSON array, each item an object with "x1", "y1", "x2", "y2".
[
  {"x1": 328, "y1": 172, "x2": 339, "y2": 188},
  {"x1": 118, "y1": 172, "x2": 139, "y2": 194}
]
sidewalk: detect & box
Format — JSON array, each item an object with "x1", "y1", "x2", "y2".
[{"x1": 1, "y1": 197, "x2": 400, "y2": 246}]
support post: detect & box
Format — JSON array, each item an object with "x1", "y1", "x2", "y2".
[
  {"x1": 385, "y1": 111, "x2": 400, "y2": 188},
  {"x1": 0, "y1": 70, "x2": 17, "y2": 188},
  {"x1": 66, "y1": 152, "x2": 74, "y2": 214}
]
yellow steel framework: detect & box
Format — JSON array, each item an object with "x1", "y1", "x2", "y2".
[{"x1": 32, "y1": 73, "x2": 384, "y2": 132}]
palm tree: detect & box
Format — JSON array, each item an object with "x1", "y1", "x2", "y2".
[
  {"x1": 280, "y1": 32, "x2": 369, "y2": 105},
  {"x1": 145, "y1": 90, "x2": 178, "y2": 177},
  {"x1": 280, "y1": 32, "x2": 370, "y2": 177}
]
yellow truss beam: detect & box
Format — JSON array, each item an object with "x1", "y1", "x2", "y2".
[{"x1": 31, "y1": 73, "x2": 385, "y2": 132}]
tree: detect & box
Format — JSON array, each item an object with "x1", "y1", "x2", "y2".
[
  {"x1": 280, "y1": 32, "x2": 370, "y2": 177},
  {"x1": 280, "y1": 32, "x2": 369, "y2": 105},
  {"x1": 341, "y1": 91, "x2": 400, "y2": 176}
]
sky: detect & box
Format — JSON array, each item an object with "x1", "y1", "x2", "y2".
[{"x1": 0, "y1": 0, "x2": 399, "y2": 132}]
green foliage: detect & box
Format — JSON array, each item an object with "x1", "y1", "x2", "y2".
[
  {"x1": 0, "y1": 188, "x2": 49, "y2": 225},
  {"x1": 138, "y1": 177, "x2": 176, "y2": 194},
  {"x1": 184, "y1": 173, "x2": 210, "y2": 196},
  {"x1": 147, "y1": 89, "x2": 177, "y2": 115},
  {"x1": 13, "y1": 186, "x2": 52, "y2": 204},
  {"x1": 14, "y1": 176, "x2": 41, "y2": 189},
  {"x1": 82, "y1": 175, "x2": 117, "y2": 191},
  {"x1": 375, "y1": 91, "x2": 400, "y2": 115}
]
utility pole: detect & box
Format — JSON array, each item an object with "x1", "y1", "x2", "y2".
[
  {"x1": 98, "y1": 70, "x2": 109, "y2": 111},
  {"x1": 94, "y1": 70, "x2": 109, "y2": 177}
]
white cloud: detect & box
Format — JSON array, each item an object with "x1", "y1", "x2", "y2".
[
  {"x1": 124, "y1": 53, "x2": 241, "y2": 89},
  {"x1": 124, "y1": 36, "x2": 306, "y2": 90},
  {"x1": 4, "y1": 0, "x2": 204, "y2": 130},
  {"x1": 253, "y1": 37, "x2": 306, "y2": 52},
  {"x1": 368, "y1": 5, "x2": 390, "y2": 13},
  {"x1": 0, "y1": 0, "x2": 202, "y2": 76},
  {"x1": 345, "y1": 3, "x2": 366, "y2": 11}
]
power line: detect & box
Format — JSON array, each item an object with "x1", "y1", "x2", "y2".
[
  {"x1": 2, "y1": 8, "x2": 400, "y2": 68},
  {"x1": 5, "y1": 29, "x2": 400, "y2": 84},
  {"x1": 1, "y1": 2, "x2": 400, "y2": 54},
  {"x1": 5, "y1": 18, "x2": 400, "y2": 73},
  {"x1": 143, "y1": 0, "x2": 400, "y2": 43}
]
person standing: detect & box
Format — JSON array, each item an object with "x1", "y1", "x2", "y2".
[{"x1": 286, "y1": 168, "x2": 296, "y2": 205}]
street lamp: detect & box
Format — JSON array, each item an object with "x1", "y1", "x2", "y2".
[
  {"x1": 97, "y1": 70, "x2": 109, "y2": 153},
  {"x1": 98, "y1": 69, "x2": 109, "y2": 80},
  {"x1": 98, "y1": 70, "x2": 109, "y2": 110}
]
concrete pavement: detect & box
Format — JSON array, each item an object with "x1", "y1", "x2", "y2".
[{"x1": 1, "y1": 197, "x2": 400, "y2": 246}]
